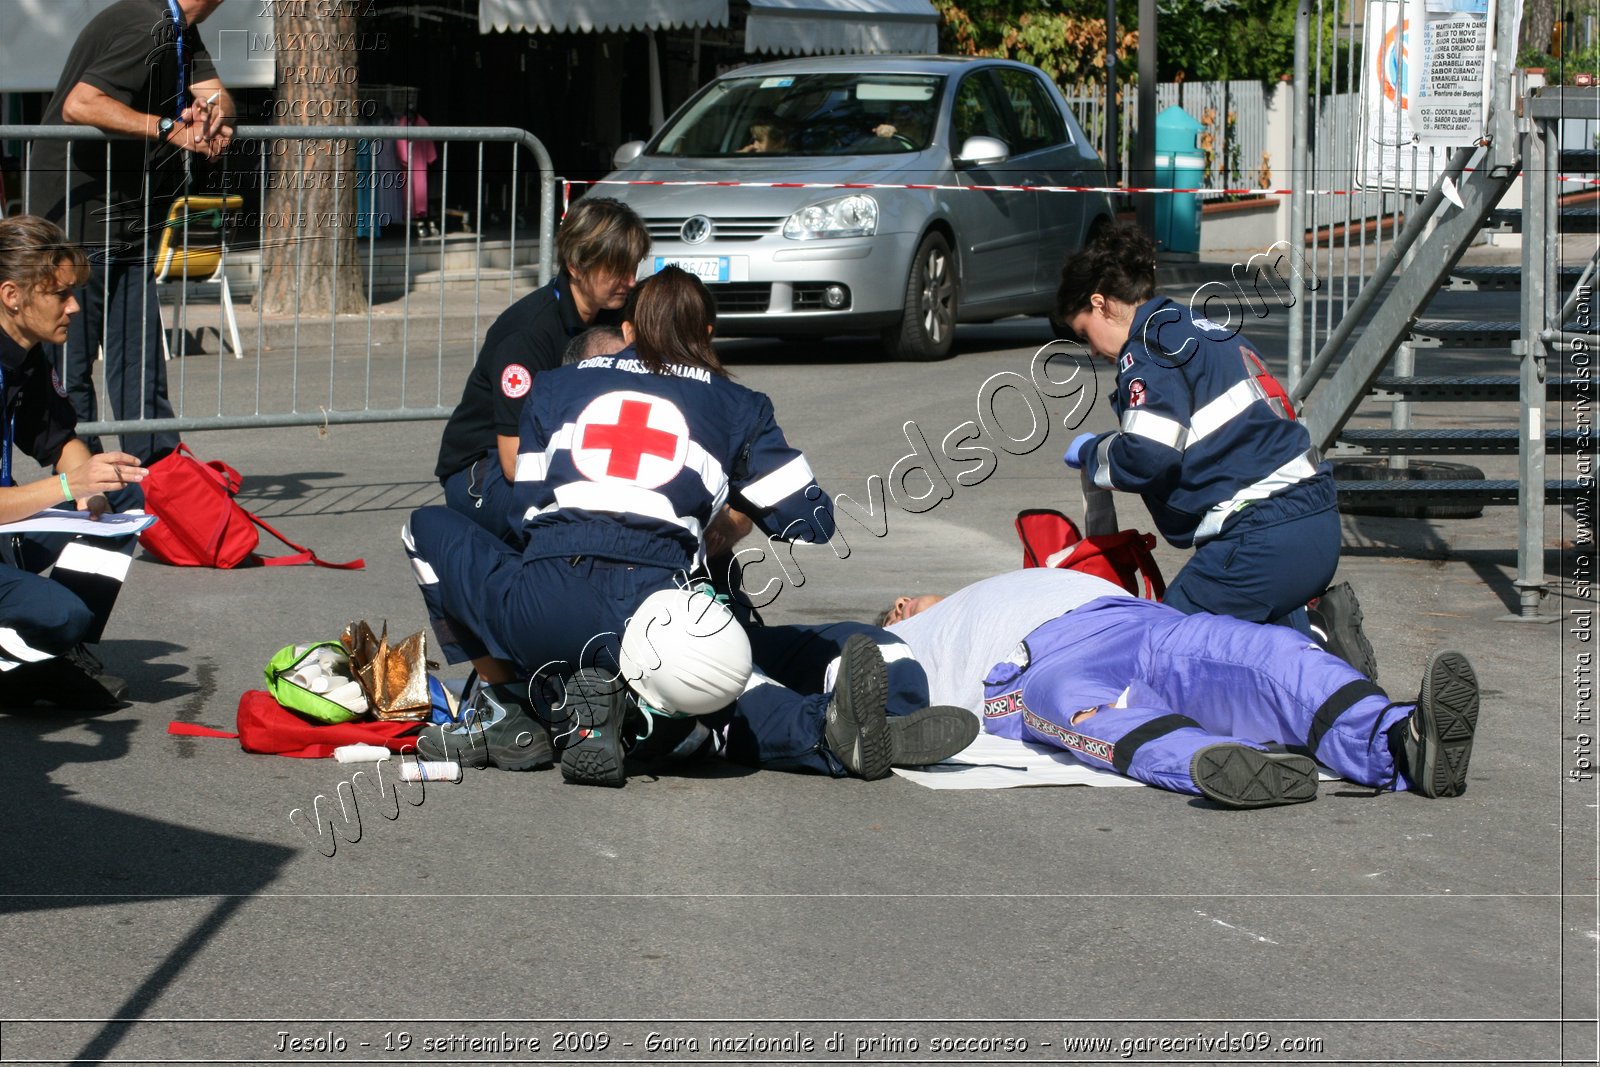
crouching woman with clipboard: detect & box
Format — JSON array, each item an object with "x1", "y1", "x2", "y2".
[{"x1": 0, "y1": 215, "x2": 149, "y2": 710}]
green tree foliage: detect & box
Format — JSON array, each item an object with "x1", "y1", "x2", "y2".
[
  {"x1": 934, "y1": 0, "x2": 1138, "y2": 87},
  {"x1": 933, "y1": 0, "x2": 1340, "y2": 86}
]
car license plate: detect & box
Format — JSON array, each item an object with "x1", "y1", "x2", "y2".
[{"x1": 654, "y1": 256, "x2": 729, "y2": 283}]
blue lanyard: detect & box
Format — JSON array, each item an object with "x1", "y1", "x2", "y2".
[
  {"x1": 0, "y1": 363, "x2": 13, "y2": 489},
  {"x1": 166, "y1": 0, "x2": 187, "y2": 119}
]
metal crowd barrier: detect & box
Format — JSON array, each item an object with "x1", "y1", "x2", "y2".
[{"x1": 0, "y1": 124, "x2": 556, "y2": 435}]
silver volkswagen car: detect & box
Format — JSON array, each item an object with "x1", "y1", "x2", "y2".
[{"x1": 605, "y1": 55, "x2": 1116, "y2": 361}]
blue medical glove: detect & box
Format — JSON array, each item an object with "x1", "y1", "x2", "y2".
[{"x1": 1064, "y1": 432, "x2": 1097, "y2": 470}]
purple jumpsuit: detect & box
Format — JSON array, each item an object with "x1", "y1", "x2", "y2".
[{"x1": 981, "y1": 596, "x2": 1416, "y2": 796}]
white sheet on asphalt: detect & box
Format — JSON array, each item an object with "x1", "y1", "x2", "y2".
[{"x1": 893, "y1": 732, "x2": 1341, "y2": 790}]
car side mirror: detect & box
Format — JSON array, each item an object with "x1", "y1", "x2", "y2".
[
  {"x1": 955, "y1": 136, "x2": 1009, "y2": 167},
  {"x1": 612, "y1": 140, "x2": 646, "y2": 167}
]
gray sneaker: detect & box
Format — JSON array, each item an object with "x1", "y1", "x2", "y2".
[
  {"x1": 888, "y1": 706, "x2": 979, "y2": 767},
  {"x1": 416, "y1": 682, "x2": 552, "y2": 771},
  {"x1": 1191, "y1": 743, "x2": 1319, "y2": 809},
  {"x1": 824, "y1": 634, "x2": 893, "y2": 780},
  {"x1": 1396, "y1": 650, "x2": 1479, "y2": 798}
]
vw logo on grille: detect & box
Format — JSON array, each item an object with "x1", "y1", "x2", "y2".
[{"x1": 680, "y1": 215, "x2": 713, "y2": 244}]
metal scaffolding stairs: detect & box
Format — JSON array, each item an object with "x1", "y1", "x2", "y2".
[{"x1": 1291, "y1": 73, "x2": 1597, "y2": 620}]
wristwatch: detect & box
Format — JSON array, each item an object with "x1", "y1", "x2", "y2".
[{"x1": 157, "y1": 116, "x2": 177, "y2": 142}]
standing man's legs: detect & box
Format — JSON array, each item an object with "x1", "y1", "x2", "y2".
[{"x1": 103, "y1": 261, "x2": 178, "y2": 464}]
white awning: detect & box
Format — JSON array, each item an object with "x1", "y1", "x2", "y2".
[
  {"x1": 480, "y1": 0, "x2": 730, "y2": 34},
  {"x1": 0, "y1": 0, "x2": 276, "y2": 92},
  {"x1": 745, "y1": 0, "x2": 939, "y2": 55}
]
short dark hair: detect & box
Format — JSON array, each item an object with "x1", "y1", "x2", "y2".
[
  {"x1": 563, "y1": 325, "x2": 626, "y2": 365},
  {"x1": 556, "y1": 196, "x2": 650, "y2": 281},
  {"x1": 1055, "y1": 220, "x2": 1158, "y2": 321}
]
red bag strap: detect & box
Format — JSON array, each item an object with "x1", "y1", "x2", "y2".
[
  {"x1": 166, "y1": 442, "x2": 243, "y2": 493},
  {"x1": 1057, "y1": 529, "x2": 1167, "y2": 601},
  {"x1": 244, "y1": 510, "x2": 364, "y2": 570},
  {"x1": 1124, "y1": 531, "x2": 1166, "y2": 600},
  {"x1": 167, "y1": 721, "x2": 239, "y2": 739}
]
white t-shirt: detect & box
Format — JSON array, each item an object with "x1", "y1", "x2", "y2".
[{"x1": 887, "y1": 569, "x2": 1131, "y2": 713}]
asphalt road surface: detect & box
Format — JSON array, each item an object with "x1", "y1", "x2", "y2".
[{"x1": 2, "y1": 277, "x2": 1590, "y2": 1066}]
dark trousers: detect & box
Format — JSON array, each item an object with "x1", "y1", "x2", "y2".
[
  {"x1": 0, "y1": 532, "x2": 135, "y2": 670},
  {"x1": 404, "y1": 505, "x2": 679, "y2": 676},
  {"x1": 48, "y1": 259, "x2": 180, "y2": 465},
  {"x1": 725, "y1": 622, "x2": 932, "y2": 776},
  {"x1": 1163, "y1": 505, "x2": 1340, "y2": 634},
  {"x1": 984, "y1": 596, "x2": 1412, "y2": 794},
  {"x1": 440, "y1": 458, "x2": 519, "y2": 543}
]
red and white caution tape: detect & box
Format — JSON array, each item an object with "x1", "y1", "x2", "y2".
[{"x1": 562, "y1": 173, "x2": 1600, "y2": 200}]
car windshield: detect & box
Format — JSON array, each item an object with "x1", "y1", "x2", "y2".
[{"x1": 652, "y1": 72, "x2": 944, "y2": 158}]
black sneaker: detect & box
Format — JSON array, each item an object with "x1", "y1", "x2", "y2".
[
  {"x1": 1307, "y1": 582, "x2": 1378, "y2": 681},
  {"x1": 558, "y1": 668, "x2": 632, "y2": 787},
  {"x1": 1191, "y1": 743, "x2": 1319, "y2": 809},
  {"x1": 824, "y1": 634, "x2": 893, "y2": 780},
  {"x1": 1, "y1": 651, "x2": 126, "y2": 711},
  {"x1": 416, "y1": 682, "x2": 553, "y2": 770},
  {"x1": 1393, "y1": 650, "x2": 1479, "y2": 798},
  {"x1": 888, "y1": 706, "x2": 979, "y2": 767}
]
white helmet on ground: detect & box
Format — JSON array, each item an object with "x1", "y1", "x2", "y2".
[{"x1": 619, "y1": 586, "x2": 753, "y2": 716}]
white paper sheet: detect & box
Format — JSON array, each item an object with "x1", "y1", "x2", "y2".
[
  {"x1": 0, "y1": 507, "x2": 155, "y2": 537},
  {"x1": 893, "y1": 730, "x2": 1342, "y2": 791},
  {"x1": 892, "y1": 731, "x2": 1144, "y2": 789}
]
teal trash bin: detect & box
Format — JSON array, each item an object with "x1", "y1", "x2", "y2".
[{"x1": 1154, "y1": 106, "x2": 1205, "y2": 254}]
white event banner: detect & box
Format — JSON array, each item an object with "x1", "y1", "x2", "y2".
[{"x1": 1359, "y1": 0, "x2": 1498, "y2": 191}]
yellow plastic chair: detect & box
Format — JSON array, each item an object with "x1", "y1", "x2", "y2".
[{"x1": 153, "y1": 194, "x2": 245, "y2": 359}]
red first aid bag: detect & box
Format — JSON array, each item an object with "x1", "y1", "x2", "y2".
[
  {"x1": 139, "y1": 444, "x2": 363, "y2": 569},
  {"x1": 1239, "y1": 348, "x2": 1297, "y2": 420},
  {"x1": 1015, "y1": 508, "x2": 1166, "y2": 601},
  {"x1": 167, "y1": 690, "x2": 421, "y2": 758}
]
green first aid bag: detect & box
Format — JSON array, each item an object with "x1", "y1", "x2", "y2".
[{"x1": 265, "y1": 642, "x2": 369, "y2": 724}]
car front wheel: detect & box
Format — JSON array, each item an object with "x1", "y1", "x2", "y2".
[{"x1": 881, "y1": 231, "x2": 956, "y2": 362}]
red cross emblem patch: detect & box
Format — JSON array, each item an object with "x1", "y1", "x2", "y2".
[
  {"x1": 572, "y1": 391, "x2": 689, "y2": 487},
  {"x1": 500, "y1": 363, "x2": 532, "y2": 398}
]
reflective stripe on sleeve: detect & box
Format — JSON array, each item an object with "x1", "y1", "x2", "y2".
[
  {"x1": 684, "y1": 441, "x2": 728, "y2": 501},
  {"x1": 1119, "y1": 408, "x2": 1187, "y2": 450},
  {"x1": 1187, "y1": 377, "x2": 1269, "y2": 445},
  {"x1": 740, "y1": 454, "x2": 815, "y2": 509},
  {"x1": 515, "y1": 451, "x2": 547, "y2": 482},
  {"x1": 1092, "y1": 434, "x2": 1116, "y2": 490}
]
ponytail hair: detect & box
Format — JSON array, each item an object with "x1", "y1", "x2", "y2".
[{"x1": 626, "y1": 266, "x2": 729, "y2": 379}]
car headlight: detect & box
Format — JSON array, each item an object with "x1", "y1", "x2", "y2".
[{"x1": 783, "y1": 194, "x2": 878, "y2": 240}]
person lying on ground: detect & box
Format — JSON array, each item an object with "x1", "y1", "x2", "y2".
[{"x1": 879, "y1": 569, "x2": 1479, "y2": 809}]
